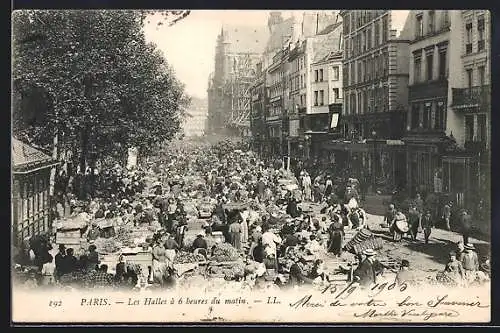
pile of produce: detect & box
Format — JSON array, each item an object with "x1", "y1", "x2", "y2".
[
  {"x1": 207, "y1": 260, "x2": 245, "y2": 280},
  {"x1": 94, "y1": 237, "x2": 120, "y2": 254},
  {"x1": 115, "y1": 227, "x2": 135, "y2": 247},
  {"x1": 173, "y1": 251, "x2": 206, "y2": 264},
  {"x1": 211, "y1": 243, "x2": 240, "y2": 262}
]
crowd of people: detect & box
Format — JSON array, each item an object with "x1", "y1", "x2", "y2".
[{"x1": 13, "y1": 138, "x2": 490, "y2": 291}]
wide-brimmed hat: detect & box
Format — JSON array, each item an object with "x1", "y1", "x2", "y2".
[
  {"x1": 464, "y1": 243, "x2": 475, "y2": 250},
  {"x1": 362, "y1": 249, "x2": 377, "y2": 256}
]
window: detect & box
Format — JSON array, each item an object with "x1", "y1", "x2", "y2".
[
  {"x1": 374, "y1": 20, "x2": 380, "y2": 46},
  {"x1": 363, "y1": 59, "x2": 367, "y2": 81},
  {"x1": 314, "y1": 91, "x2": 318, "y2": 106},
  {"x1": 465, "y1": 115, "x2": 474, "y2": 141},
  {"x1": 319, "y1": 90, "x2": 324, "y2": 105},
  {"x1": 426, "y1": 52, "x2": 434, "y2": 81},
  {"x1": 414, "y1": 53, "x2": 422, "y2": 83},
  {"x1": 435, "y1": 101, "x2": 445, "y2": 130},
  {"x1": 438, "y1": 48, "x2": 447, "y2": 79},
  {"x1": 478, "y1": 66, "x2": 485, "y2": 86},
  {"x1": 332, "y1": 88, "x2": 339, "y2": 101},
  {"x1": 319, "y1": 69, "x2": 324, "y2": 82},
  {"x1": 428, "y1": 10, "x2": 435, "y2": 34},
  {"x1": 363, "y1": 90, "x2": 368, "y2": 113},
  {"x1": 350, "y1": 63, "x2": 355, "y2": 84},
  {"x1": 382, "y1": 16, "x2": 388, "y2": 43},
  {"x1": 423, "y1": 103, "x2": 431, "y2": 128},
  {"x1": 343, "y1": 65, "x2": 349, "y2": 86},
  {"x1": 477, "y1": 114, "x2": 487, "y2": 142},
  {"x1": 466, "y1": 69, "x2": 473, "y2": 88},
  {"x1": 367, "y1": 28, "x2": 372, "y2": 50},
  {"x1": 358, "y1": 92, "x2": 362, "y2": 114},
  {"x1": 357, "y1": 60, "x2": 362, "y2": 83},
  {"x1": 314, "y1": 70, "x2": 319, "y2": 82},
  {"x1": 362, "y1": 31, "x2": 366, "y2": 51},
  {"x1": 332, "y1": 66, "x2": 339, "y2": 81},
  {"x1": 416, "y1": 14, "x2": 424, "y2": 38},
  {"x1": 466, "y1": 22, "x2": 473, "y2": 54},
  {"x1": 478, "y1": 16, "x2": 485, "y2": 51}
]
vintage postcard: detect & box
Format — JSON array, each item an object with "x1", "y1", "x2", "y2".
[{"x1": 11, "y1": 9, "x2": 491, "y2": 323}]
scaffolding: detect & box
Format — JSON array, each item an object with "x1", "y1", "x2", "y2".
[{"x1": 222, "y1": 54, "x2": 257, "y2": 134}]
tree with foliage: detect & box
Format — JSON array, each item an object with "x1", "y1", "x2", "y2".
[{"x1": 12, "y1": 10, "x2": 191, "y2": 170}]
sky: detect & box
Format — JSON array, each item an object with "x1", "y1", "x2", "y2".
[{"x1": 143, "y1": 10, "x2": 409, "y2": 100}]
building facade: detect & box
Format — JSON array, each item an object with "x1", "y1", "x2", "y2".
[
  {"x1": 12, "y1": 138, "x2": 59, "y2": 246},
  {"x1": 249, "y1": 62, "x2": 267, "y2": 155},
  {"x1": 339, "y1": 10, "x2": 410, "y2": 192},
  {"x1": 404, "y1": 10, "x2": 452, "y2": 196},
  {"x1": 306, "y1": 22, "x2": 343, "y2": 162},
  {"x1": 183, "y1": 97, "x2": 208, "y2": 137},
  {"x1": 444, "y1": 10, "x2": 491, "y2": 209}
]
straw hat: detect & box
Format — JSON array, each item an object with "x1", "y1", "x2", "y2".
[
  {"x1": 362, "y1": 249, "x2": 377, "y2": 256},
  {"x1": 464, "y1": 243, "x2": 475, "y2": 250}
]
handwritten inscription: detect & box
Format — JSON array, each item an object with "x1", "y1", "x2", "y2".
[{"x1": 354, "y1": 308, "x2": 460, "y2": 321}]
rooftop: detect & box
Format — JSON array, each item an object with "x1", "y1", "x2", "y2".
[
  {"x1": 12, "y1": 137, "x2": 55, "y2": 170},
  {"x1": 265, "y1": 17, "x2": 296, "y2": 53},
  {"x1": 311, "y1": 22, "x2": 343, "y2": 63}
]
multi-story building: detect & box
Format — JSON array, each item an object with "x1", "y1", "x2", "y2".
[
  {"x1": 444, "y1": 10, "x2": 491, "y2": 209},
  {"x1": 206, "y1": 25, "x2": 269, "y2": 136},
  {"x1": 265, "y1": 50, "x2": 287, "y2": 157},
  {"x1": 306, "y1": 22, "x2": 343, "y2": 161},
  {"x1": 287, "y1": 40, "x2": 307, "y2": 160},
  {"x1": 249, "y1": 62, "x2": 267, "y2": 155},
  {"x1": 183, "y1": 96, "x2": 208, "y2": 137},
  {"x1": 403, "y1": 10, "x2": 452, "y2": 196},
  {"x1": 339, "y1": 10, "x2": 410, "y2": 192}
]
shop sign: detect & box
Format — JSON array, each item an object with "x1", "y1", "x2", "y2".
[{"x1": 386, "y1": 140, "x2": 405, "y2": 145}]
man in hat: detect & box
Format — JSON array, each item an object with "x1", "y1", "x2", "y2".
[
  {"x1": 421, "y1": 210, "x2": 434, "y2": 244},
  {"x1": 407, "y1": 205, "x2": 421, "y2": 242},
  {"x1": 461, "y1": 243, "x2": 479, "y2": 283},
  {"x1": 353, "y1": 249, "x2": 382, "y2": 288},
  {"x1": 459, "y1": 209, "x2": 472, "y2": 245},
  {"x1": 191, "y1": 232, "x2": 208, "y2": 252}
]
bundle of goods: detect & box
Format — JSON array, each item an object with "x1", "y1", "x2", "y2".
[
  {"x1": 173, "y1": 251, "x2": 206, "y2": 264},
  {"x1": 94, "y1": 237, "x2": 121, "y2": 254},
  {"x1": 343, "y1": 229, "x2": 384, "y2": 255},
  {"x1": 211, "y1": 243, "x2": 241, "y2": 262}
]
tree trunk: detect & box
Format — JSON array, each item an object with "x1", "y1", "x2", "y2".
[
  {"x1": 78, "y1": 125, "x2": 89, "y2": 200},
  {"x1": 49, "y1": 132, "x2": 58, "y2": 197}
]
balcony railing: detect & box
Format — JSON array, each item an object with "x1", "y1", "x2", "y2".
[{"x1": 451, "y1": 85, "x2": 490, "y2": 112}]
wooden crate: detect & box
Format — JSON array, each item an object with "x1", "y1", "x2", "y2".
[{"x1": 56, "y1": 230, "x2": 82, "y2": 246}]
